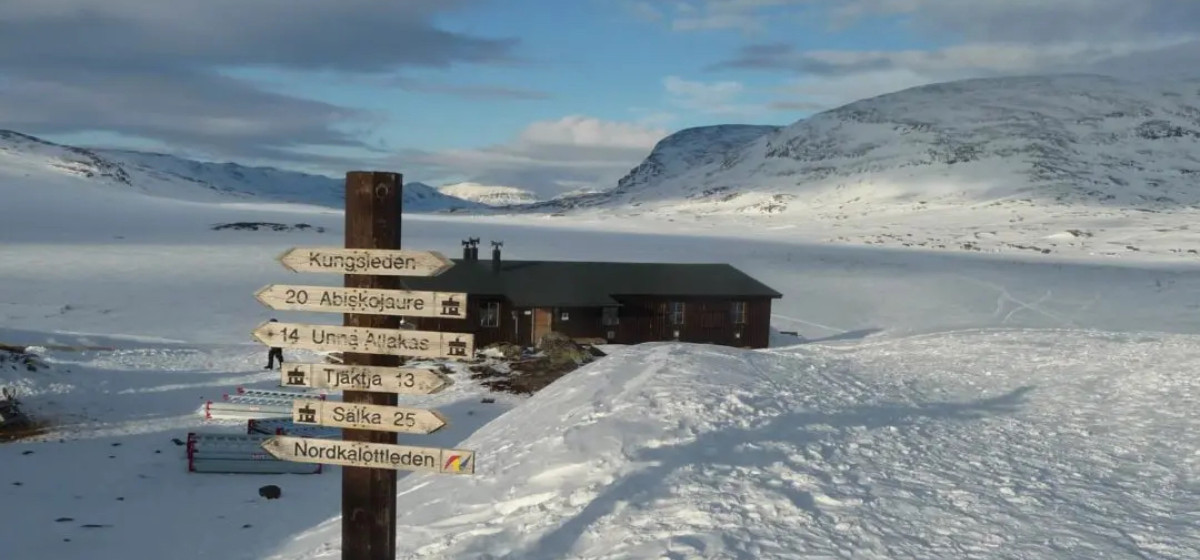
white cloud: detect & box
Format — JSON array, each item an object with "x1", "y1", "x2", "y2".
[
  {"x1": 516, "y1": 116, "x2": 666, "y2": 150},
  {"x1": 649, "y1": 0, "x2": 1200, "y2": 43},
  {"x1": 664, "y1": 0, "x2": 801, "y2": 33},
  {"x1": 395, "y1": 116, "x2": 669, "y2": 198},
  {"x1": 662, "y1": 75, "x2": 774, "y2": 118}
]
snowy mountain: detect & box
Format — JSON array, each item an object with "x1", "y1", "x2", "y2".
[
  {"x1": 0, "y1": 130, "x2": 479, "y2": 212},
  {"x1": 437, "y1": 181, "x2": 540, "y2": 206},
  {"x1": 522, "y1": 124, "x2": 779, "y2": 212},
  {"x1": 526, "y1": 74, "x2": 1200, "y2": 260},
  {"x1": 561, "y1": 75, "x2": 1200, "y2": 213}
]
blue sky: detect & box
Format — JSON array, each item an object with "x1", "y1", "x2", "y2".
[{"x1": 2, "y1": 0, "x2": 1194, "y2": 197}]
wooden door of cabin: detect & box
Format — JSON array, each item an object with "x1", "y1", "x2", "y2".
[{"x1": 531, "y1": 307, "x2": 553, "y2": 345}]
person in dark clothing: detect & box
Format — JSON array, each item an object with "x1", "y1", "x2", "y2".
[{"x1": 265, "y1": 318, "x2": 284, "y2": 370}]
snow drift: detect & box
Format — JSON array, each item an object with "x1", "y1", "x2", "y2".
[{"x1": 273, "y1": 333, "x2": 1200, "y2": 559}]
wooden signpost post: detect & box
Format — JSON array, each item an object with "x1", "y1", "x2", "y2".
[{"x1": 253, "y1": 171, "x2": 477, "y2": 560}]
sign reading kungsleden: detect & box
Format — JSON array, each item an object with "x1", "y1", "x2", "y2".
[{"x1": 278, "y1": 247, "x2": 454, "y2": 276}]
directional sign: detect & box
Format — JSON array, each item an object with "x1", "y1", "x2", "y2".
[
  {"x1": 254, "y1": 284, "x2": 467, "y2": 318},
  {"x1": 252, "y1": 321, "x2": 474, "y2": 360},
  {"x1": 292, "y1": 399, "x2": 447, "y2": 434},
  {"x1": 280, "y1": 363, "x2": 452, "y2": 395},
  {"x1": 260, "y1": 435, "x2": 475, "y2": 474},
  {"x1": 277, "y1": 247, "x2": 454, "y2": 277}
]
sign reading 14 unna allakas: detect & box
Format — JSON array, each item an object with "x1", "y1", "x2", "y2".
[{"x1": 251, "y1": 320, "x2": 475, "y2": 360}]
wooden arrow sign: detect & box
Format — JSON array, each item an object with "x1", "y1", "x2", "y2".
[
  {"x1": 292, "y1": 399, "x2": 447, "y2": 434},
  {"x1": 260, "y1": 435, "x2": 475, "y2": 474},
  {"x1": 255, "y1": 284, "x2": 467, "y2": 318},
  {"x1": 251, "y1": 321, "x2": 474, "y2": 361},
  {"x1": 280, "y1": 363, "x2": 452, "y2": 395},
  {"x1": 277, "y1": 247, "x2": 454, "y2": 276}
]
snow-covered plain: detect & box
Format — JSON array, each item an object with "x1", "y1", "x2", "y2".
[{"x1": 3, "y1": 80, "x2": 1200, "y2": 559}]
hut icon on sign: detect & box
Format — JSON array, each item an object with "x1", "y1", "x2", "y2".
[
  {"x1": 441, "y1": 296, "x2": 461, "y2": 317},
  {"x1": 285, "y1": 367, "x2": 306, "y2": 386},
  {"x1": 296, "y1": 403, "x2": 317, "y2": 424},
  {"x1": 447, "y1": 337, "x2": 468, "y2": 357}
]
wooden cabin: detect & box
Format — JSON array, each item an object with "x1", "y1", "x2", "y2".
[{"x1": 399, "y1": 240, "x2": 782, "y2": 349}]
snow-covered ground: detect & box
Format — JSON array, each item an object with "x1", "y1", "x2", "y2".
[
  {"x1": 3, "y1": 126, "x2": 1200, "y2": 559},
  {"x1": 276, "y1": 332, "x2": 1200, "y2": 559}
]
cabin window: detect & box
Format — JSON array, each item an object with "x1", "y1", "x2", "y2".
[
  {"x1": 602, "y1": 306, "x2": 619, "y2": 326},
  {"x1": 669, "y1": 302, "x2": 685, "y2": 325},
  {"x1": 560, "y1": 311, "x2": 570, "y2": 321},
  {"x1": 480, "y1": 301, "x2": 500, "y2": 327},
  {"x1": 732, "y1": 301, "x2": 747, "y2": 324}
]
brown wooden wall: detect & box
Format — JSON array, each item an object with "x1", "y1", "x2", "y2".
[
  {"x1": 409, "y1": 295, "x2": 775, "y2": 350},
  {"x1": 607, "y1": 295, "x2": 773, "y2": 349},
  {"x1": 549, "y1": 306, "x2": 607, "y2": 340}
]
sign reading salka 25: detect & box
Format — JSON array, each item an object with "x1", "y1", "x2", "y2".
[{"x1": 292, "y1": 399, "x2": 448, "y2": 435}]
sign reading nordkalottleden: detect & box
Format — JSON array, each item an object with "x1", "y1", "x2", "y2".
[{"x1": 260, "y1": 435, "x2": 474, "y2": 474}]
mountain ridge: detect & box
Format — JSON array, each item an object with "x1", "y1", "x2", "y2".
[
  {"x1": 0, "y1": 130, "x2": 481, "y2": 212},
  {"x1": 535, "y1": 74, "x2": 1200, "y2": 216},
  {"x1": 513, "y1": 73, "x2": 1200, "y2": 260}
]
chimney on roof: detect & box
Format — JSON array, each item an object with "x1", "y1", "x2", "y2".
[
  {"x1": 470, "y1": 237, "x2": 480, "y2": 260},
  {"x1": 491, "y1": 240, "x2": 503, "y2": 273},
  {"x1": 461, "y1": 239, "x2": 472, "y2": 260}
]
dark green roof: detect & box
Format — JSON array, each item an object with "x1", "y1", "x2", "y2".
[{"x1": 398, "y1": 259, "x2": 783, "y2": 307}]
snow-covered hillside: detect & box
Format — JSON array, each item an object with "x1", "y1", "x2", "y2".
[
  {"x1": 0, "y1": 130, "x2": 478, "y2": 212},
  {"x1": 273, "y1": 333, "x2": 1199, "y2": 559},
  {"x1": 528, "y1": 74, "x2": 1200, "y2": 261},
  {"x1": 437, "y1": 181, "x2": 540, "y2": 206}
]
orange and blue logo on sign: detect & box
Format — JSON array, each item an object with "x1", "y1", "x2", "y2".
[{"x1": 443, "y1": 453, "x2": 472, "y2": 473}]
